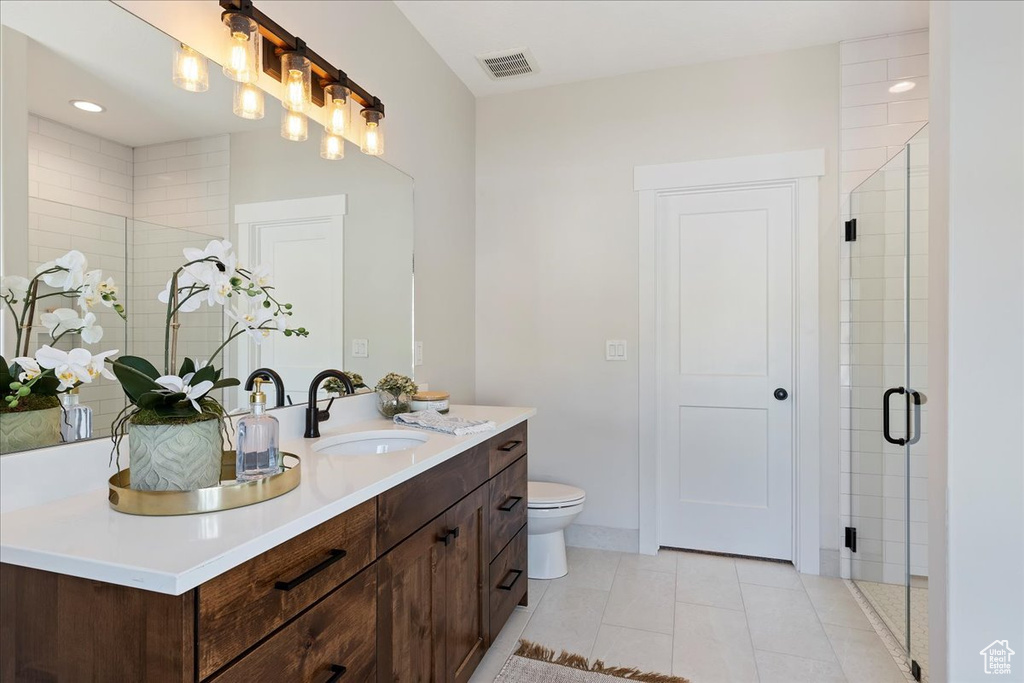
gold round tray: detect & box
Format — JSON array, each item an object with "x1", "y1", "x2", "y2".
[{"x1": 108, "y1": 452, "x2": 300, "y2": 516}]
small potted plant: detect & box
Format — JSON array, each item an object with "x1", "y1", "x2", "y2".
[
  {"x1": 375, "y1": 372, "x2": 418, "y2": 418},
  {"x1": 110, "y1": 240, "x2": 307, "y2": 491},
  {"x1": 1, "y1": 251, "x2": 124, "y2": 453}
]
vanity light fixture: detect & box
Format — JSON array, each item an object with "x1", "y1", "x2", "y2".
[
  {"x1": 218, "y1": 0, "x2": 387, "y2": 155},
  {"x1": 889, "y1": 80, "x2": 916, "y2": 94},
  {"x1": 360, "y1": 105, "x2": 384, "y2": 156},
  {"x1": 172, "y1": 43, "x2": 209, "y2": 92},
  {"x1": 281, "y1": 109, "x2": 308, "y2": 142},
  {"x1": 222, "y1": 12, "x2": 261, "y2": 83},
  {"x1": 233, "y1": 81, "x2": 264, "y2": 119},
  {"x1": 320, "y1": 130, "x2": 345, "y2": 160},
  {"x1": 70, "y1": 100, "x2": 104, "y2": 113}
]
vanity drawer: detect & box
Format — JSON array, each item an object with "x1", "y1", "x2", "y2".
[
  {"x1": 198, "y1": 499, "x2": 376, "y2": 679},
  {"x1": 489, "y1": 526, "x2": 528, "y2": 643},
  {"x1": 488, "y1": 455, "x2": 527, "y2": 560},
  {"x1": 487, "y1": 423, "x2": 528, "y2": 477},
  {"x1": 209, "y1": 565, "x2": 377, "y2": 683},
  {"x1": 377, "y1": 446, "x2": 489, "y2": 554}
]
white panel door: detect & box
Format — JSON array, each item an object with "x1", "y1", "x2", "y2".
[
  {"x1": 657, "y1": 186, "x2": 794, "y2": 559},
  {"x1": 250, "y1": 218, "x2": 343, "y2": 405}
]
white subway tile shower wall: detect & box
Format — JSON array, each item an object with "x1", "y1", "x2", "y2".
[
  {"x1": 26, "y1": 115, "x2": 131, "y2": 438},
  {"x1": 838, "y1": 30, "x2": 929, "y2": 585}
]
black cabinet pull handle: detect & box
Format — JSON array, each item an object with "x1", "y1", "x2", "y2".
[
  {"x1": 274, "y1": 549, "x2": 347, "y2": 591},
  {"x1": 498, "y1": 496, "x2": 523, "y2": 512},
  {"x1": 497, "y1": 569, "x2": 523, "y2": 591},
  {"x1": 440, "y1": 527, "x2": 461, "y2": 546},
  {"x1": 883, "y1": 387, "x2": 907, "y2": 446},
  {"x1": 498, "y1": 440, "x2": 522, "y2": 452},
  {"x1": 325, "y1": 664, "x2": 347, "y2": 682},
  {"x1": 452, "y1": 526, "x2": 460, "y2": 539}
]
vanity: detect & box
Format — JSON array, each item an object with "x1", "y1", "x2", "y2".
[{"x1": 0, "y1": 402, "x2": 533, "y2": 682}]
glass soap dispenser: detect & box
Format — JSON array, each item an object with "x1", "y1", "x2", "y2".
[
  {"x1": 60, "y1": 387, "x2": 92, "y2": 443},
  {"x1": 236, "y1": 378, "x2": 280, "y2": 481}
]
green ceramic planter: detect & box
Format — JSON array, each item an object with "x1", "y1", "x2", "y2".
[
  {"x1": 0, "y1": 407, "x2": 62, "y2": 455},
  {"x1": 128, "y1": 417, "x2": 223, "y2": 491}
]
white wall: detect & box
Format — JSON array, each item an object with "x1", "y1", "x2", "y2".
[
  {"x1": 930, "y1": 2, "x2": 1024, "y2": 680},
  {"x1": 476, "y1": 45, "x2": 840, "y2": 546},
  {"x1": 116, "y1": 0, "x2": 478, "y2": 402}
]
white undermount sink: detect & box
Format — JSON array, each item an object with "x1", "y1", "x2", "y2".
[{"x1": 313, "y1": 429, "x2": 429, "y2": 456}]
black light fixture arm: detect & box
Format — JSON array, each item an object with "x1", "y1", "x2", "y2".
[{"x1": 219, "y1": 0, "x2": 383, "y2": 115}]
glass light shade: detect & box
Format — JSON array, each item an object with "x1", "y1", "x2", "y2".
[
  {"x1": 280, "y1": 52, "x2": 311, "y2": 112},
  {"x1": 324, "y1": 84, "x2": 351, "y2": 136},
  {"x1": 281, "y1": 109, "x2": 308, "y2": 142},
  {"x1": 172, "y1": 44, "x2": 209, "y2": 93},
  {"x1": 360, "y1": 109, "x2": 384, "y2": 156},
  {"x1": 222, "y1": 13, "x2": 261, "y2": 83},
  {"x1": 233, "y1": 82, "x2": 264, "y2": 120},
  {"x1": 320, "y1": 130, "x2": 345, "y2": 160}
]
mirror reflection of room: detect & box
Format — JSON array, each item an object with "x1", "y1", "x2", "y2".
[{"x1": 0, "y1": 1, "x2": 413, "y2": 448}]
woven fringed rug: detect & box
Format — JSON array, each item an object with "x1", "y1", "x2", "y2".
[{"x1": 494, "y1": 640, "x2": 689, "y2": 682}]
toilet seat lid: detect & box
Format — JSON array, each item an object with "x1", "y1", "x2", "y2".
[{"x1": 528, "y1": 481, "x2": 586, "y2": 508}]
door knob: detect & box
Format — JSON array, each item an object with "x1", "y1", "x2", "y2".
[{"x1": 774, "y1": 388, "x2": 789, "y2": 401}]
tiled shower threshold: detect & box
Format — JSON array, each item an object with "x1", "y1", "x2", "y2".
[{"x1": 845, "y1": 578, "x2": 929, "y2": 683}]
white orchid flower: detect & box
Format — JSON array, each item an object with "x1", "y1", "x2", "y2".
[
  {"x1": 37, "y1": 250, "x2": 87, "y2": 291},
  {"x1": 1, "y1": 275, "x2": 30, "y2": 302},
  {"x1": 155, "y1": 373, "x2": 215, "y2": 412},
  {"x1": 11, "y1": 356, "x2": 41, "y2": 382},
  {"x1": 96, "y1": 276, "x2": 118, "y2": 303},
  {"x1": 85, "y1": 349, "x2": 118, "y2": 382},
  {"x1": 248, "y1": 264, "x2": 273, "y2": 289},
  {"x1": 79, "y1": 312, "x2": 104, "y2": 344},
  {"x1": 203, "y1": 272, "x2": 235, "y2": 307},
  {"x1": 35, "y1": 346, "x2": 93, "y2": 390},
  {"x1": 40, "y1": 308, "x2": 84, "y2": 337},
  {"x1": 226, "y1": 305, "x2": 283, "y2": 344},
  {"x1": 157, "y1": 272, "x2": 202, "y2": 313},
  {"x1": 183, "y1": 240, "x2": 237, "y2": 287}
]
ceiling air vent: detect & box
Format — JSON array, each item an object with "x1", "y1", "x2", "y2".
[{"x1": 476, "y1": 48, "x2": 537, "y2": 81}]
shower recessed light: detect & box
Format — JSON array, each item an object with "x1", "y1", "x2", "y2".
[
  {"x1": 70, "y1": 100, "x2": 104, "y2": 113},
  {"x1": 888, "y1": 81, "x2": 916, "y2": 94}
]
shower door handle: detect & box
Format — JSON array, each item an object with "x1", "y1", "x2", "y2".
[
  {"x1": 883, "y1": 387, "x2": 907, "y2": 446},
  {"x1": 907, "y1": 390, "x2": 922, "y2": 444}
]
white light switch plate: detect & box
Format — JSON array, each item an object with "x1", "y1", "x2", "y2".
[
  {"x1": 352, "y1": 339, "x2": 369, "y2": 358},
  {"x1": 415, "y1": 341, "x2": 424, "y2": 366},
  {"x1": 606, "y1": 340, "x2": 627, "y2": 361}
]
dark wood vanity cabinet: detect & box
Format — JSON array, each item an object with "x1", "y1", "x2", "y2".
[{"x1": 0, "y1": 421, "x2": 529, "y2": 683}]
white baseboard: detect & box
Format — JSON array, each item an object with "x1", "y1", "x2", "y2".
[{"x1": 564, "y1": 523, "x2": 639, "y2": 553}]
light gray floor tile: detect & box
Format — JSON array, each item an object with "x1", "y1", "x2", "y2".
[
  {"x1": 735, "y1": 557, "x2": 804, "y2": 590},
  {"x1": 673, "y1": 601, "x2": 758, "y2": 683},
  {"x1": 618, "y1": 549, "x2": 679, "y2": 575},
  {"x1": 551, "y1": 546, "x2": 622, "y2": 591},
  {"x1": 602, "y1": 568, "x2": 676, "y2": 634},
  {"x1": 520, "y1": 582, "x2": 609, "y2": 656},
  {"x1": 825, "y1": 623, "x2": 908, "y2": 683},
  {"x1": 755, "y1": 649, "x2": 848, "y2": 683},
  {"x1": 742, "y1": 582, "x2": 837, "y2": 662},
  {"x1": 676, "y1": 551, "x2": 745, "y2": 611},
  {"x1": 590, "y1": 624, "x2": 674, "y2": 675},
  {"x1": 801, "y1": 574, "x2": 874, "y2": 631}
]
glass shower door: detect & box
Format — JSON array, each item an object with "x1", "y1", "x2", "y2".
[{"x1": 845, "y1": 147, "x2": 910, "y2": 651}]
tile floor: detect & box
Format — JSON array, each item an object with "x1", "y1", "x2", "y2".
[
  {"x1": 857, "y1": 579, "x2": 929, "y2": 680},
  {"x1": 470, "y1": 547, "x2": 909, "y2": 683}
]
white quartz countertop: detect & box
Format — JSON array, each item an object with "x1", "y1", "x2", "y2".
[{"x1": 0, "y1": 404, "x2": 535, "y2": 595}]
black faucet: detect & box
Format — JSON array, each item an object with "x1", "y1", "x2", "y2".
[
  {"x1": 244, "y1": 368, "x2": 287, "y2": 407},
  {"x1": 305, "y1": 369, "x2": 354, "y2": 438}
]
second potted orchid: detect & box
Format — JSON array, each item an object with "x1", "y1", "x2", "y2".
[{"x1": 111, "y1": 239, "x2": 307, "y2": 491}]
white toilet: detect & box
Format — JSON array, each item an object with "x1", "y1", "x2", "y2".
[{"x1": 527, "y1": 481, "x2": 586, "y2": 579}]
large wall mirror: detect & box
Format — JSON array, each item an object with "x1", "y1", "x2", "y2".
[{"x1": 0, "y1": 1, "x2": 414, "y2": 453}]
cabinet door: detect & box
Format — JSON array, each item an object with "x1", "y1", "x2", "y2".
[
  {"x1": 377, "y1": 515, "x2": 448, "y2": 683},
  {"x1": 445, "y1": 485, "x2": 489, "y2": 683}
]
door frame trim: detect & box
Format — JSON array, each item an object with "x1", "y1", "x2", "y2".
[{"x1": 635, "y1": 150, "x2": 824, "y2": 573}]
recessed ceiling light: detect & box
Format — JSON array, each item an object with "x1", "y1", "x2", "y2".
[
  {"x1": 70, "y1": 100, "x2": 105, "y2": 113},
  {"x1": 888, "y1": 81, "x2": 916, "y2": 94}
]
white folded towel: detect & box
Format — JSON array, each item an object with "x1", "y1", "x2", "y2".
[{"x1": 394, "y1": 410, "x2": 496, "y2": 436}]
